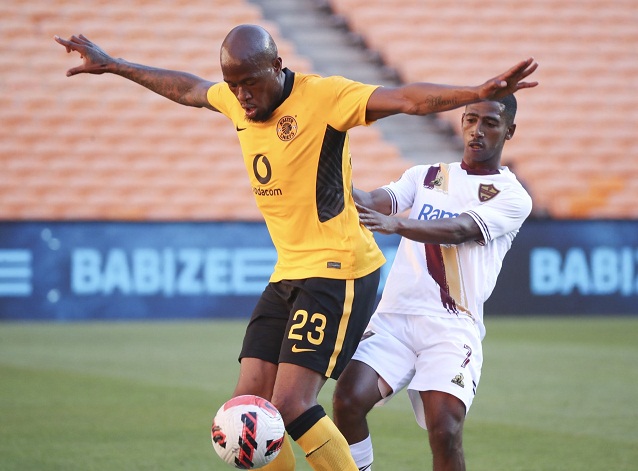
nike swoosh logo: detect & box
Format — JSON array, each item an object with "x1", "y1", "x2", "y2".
[
  {"x1": 236, "y1": 125, "x2": 247, "y2": 131},
  {"x1": 291, "y1": 344, "x2": 316, "y2": 353}
]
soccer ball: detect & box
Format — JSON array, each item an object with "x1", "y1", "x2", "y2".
[{"x1": 211, "y1": 395, "x2": 286, "y2": 469}]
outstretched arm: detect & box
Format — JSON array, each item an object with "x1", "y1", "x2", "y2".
[
  {"x1": 356, "y1": 203, "x2": 483, "y2": 245},
  {"x1": 54, "y1": 34, "x2": 217, "y2": 110},
  {"x1": 366, "y1": 57, "x2": 538, "y2": 121}
]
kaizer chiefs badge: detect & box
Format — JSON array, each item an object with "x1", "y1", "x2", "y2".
[
  {"x1": 277, "y1": 116, "x2": 298, "y2": 141},
  {"x1": 478, "y1": 183, "x2": 500, "y2": 202}
]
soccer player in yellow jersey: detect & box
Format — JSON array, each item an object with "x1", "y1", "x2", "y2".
[{"x1": 55, "y1": 25, "x2": 537, "y2": 471}]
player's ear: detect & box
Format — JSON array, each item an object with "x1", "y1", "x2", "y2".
[
  {"x1": 505, "y1": 123, "x2": 516, "y2": 140},
  {"x1": 272, "y1": 57, "x2": 283, "y2": 73}
]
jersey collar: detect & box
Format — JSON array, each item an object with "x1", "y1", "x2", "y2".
[
  {"x1": 461, "y1": 161, "x2": 501, "y2": 176},
  {"x1": 273, "y1": 68, "x2": 295, "y2": 110}
]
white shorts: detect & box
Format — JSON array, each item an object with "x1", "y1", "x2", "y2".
[{"x1": 351, "y1": 312, "x2": 483, "y2": 429}]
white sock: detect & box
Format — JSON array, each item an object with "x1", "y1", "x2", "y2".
[{"x1": 350, "y1": 435, "x2": 374, "y2": 470}]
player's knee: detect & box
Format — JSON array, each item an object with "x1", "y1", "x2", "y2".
[
  {"x1": 332, "y1": 383, "x2": 370, "y2": 421},
  {"x1": 428, "y1": 420, "x2": 464, "y2": 453},
  {"x1": 423, "y1": 391, "x2": 466, "y2": 450},
  {"x1": 271, "y1": 391, "x2": 318, "y2": 425},
  {"x1": 271, "y1": 398, "x2": 299, "y2": 425},
  {"x1": 332, "y1": 385, "x2": 350, "y2": 419}
]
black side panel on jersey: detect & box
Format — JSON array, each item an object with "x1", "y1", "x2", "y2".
[{"x1": 316, "y1": 125, "x2": 346, "y2": 222}]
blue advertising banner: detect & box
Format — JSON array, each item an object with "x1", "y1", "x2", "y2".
[
  {"x1": 485, "y1": 219, "x2": 638, "y2": 315},
  {"x1": 0, "y1": 221, "x2": 398, "y2": 321},
  {"x1": 0, "y1": 220, "x2": 636, "y2": 321}
]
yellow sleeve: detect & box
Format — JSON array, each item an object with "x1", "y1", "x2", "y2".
[
  {"x1": 206, "y1": 82, "x2": 237, "y2": 119},
  {"x1": 319, "y1": 76, "x2": 380, "y2": 130}
]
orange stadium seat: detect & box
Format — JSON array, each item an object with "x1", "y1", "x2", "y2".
[
  {"x1": 1, "y1": 0, "x2": 409, "y2": 221},
  {"x1": 329, "y1": 0, "x2": 638, "y2": 219},
  {"x1": 5, "y1": 0, "x2": 636, "y2": 220},
  {"x1": 0, "y1": 1, "x2": 303, "y2": 220}
]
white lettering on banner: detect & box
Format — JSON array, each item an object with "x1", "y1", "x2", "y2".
[
  {"x1": 232, "y1": 249, "x2": 276, "y2": 295},
  {"x1": 71, "y1": 246, "x2": 396, "y2": 297},
  {"x1": 204, "y1": 250, "x2": 230, "y2": 294},
  {"x1": 530, "y1": 247, "x2": 638, "y2": 296},
  {"x1": 177, "y1": 249, "x2": 203, "y2": 295},
  {"x1": 72, "y1": 248, "x2": 277, "y2": 296},
  {"x1": 0, "y1": 249, "x2": 33, "y2": 296},
  {"x1": 104, "y1": 249, "x2": 131, "y2": 294},
  {"x1": 133, "y1": 249, "x2": 160, "y2": 295},
  {"x1": 163, "y1": 249, "x2": 175, "y2": 296},
  {"x1": 72, "y1": 249, "x2": 101, "y2": 294}
]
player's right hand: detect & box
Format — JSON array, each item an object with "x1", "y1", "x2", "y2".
[
  {"x1": 355, "y1": 203, "x2": 399, "y2": 235},
  {"x1": 477, "y1": 57, "x2": 539, "y2": 100},
  {"x1": 54, "y1": 34, "x2": 114, "y2": 76}
]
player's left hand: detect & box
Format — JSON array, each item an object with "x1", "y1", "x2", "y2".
[{"x1": 478, "y1": 57, "x2": 539, "y2": 100}]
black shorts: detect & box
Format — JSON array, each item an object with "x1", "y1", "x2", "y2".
[{"x1": 239, "y1": 269, "x2": 380, "y2": 380}]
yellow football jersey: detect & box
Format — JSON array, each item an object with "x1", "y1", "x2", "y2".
[{"x1": 207, "y1": 70, "x2": 386, "y2": 281}]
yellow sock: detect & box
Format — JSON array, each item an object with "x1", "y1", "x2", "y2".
[
  {"x1": 296, "y1": 416, "x2": 358, "y2": 471},
  {"x1": 259, "y1": 433, "x2": 296, "y2": 471}
]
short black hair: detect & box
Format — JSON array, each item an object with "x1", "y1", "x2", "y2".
[{"x1": 496, "y1": 94, "x2": 517, "y2": 124}]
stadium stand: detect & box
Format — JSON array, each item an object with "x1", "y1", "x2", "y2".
[
  {"x1": 2, "y1": 0, "x2": 636, "y2": 220},
  {"x1": 0, "y1": 0, "x2": 408, "y2": 221},
  {"x1": 328, "y1": 0, "x2": 638, "y2": 218}
]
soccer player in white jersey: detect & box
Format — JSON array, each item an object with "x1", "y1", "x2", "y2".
[{"x1": 333, "y1": 95, "x2": 532, "y2": 471}]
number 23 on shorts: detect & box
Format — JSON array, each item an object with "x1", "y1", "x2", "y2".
[{"x1": 288, "y1": 309, "x2": 327, "y2": 350}]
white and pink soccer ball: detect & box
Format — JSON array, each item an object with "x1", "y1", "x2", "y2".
[{"x1": 211, "y1": 395, "x2": 286, "y2": 469}]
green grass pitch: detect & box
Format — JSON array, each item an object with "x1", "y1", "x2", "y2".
[{"x1": 1, "y1": 316, "x2": 637, "y2": 470}]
